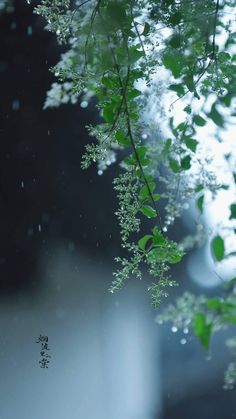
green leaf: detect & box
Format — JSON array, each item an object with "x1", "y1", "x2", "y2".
[
  {"x1": 193, "y1": 312, "x2": 212, "y2": 350},
  {"x1": 103, "y1": 105, "x2": 114, "y2": 123},
  {"x1": 163, "y1": 138, "x2": 172, "y2": 155},
  {"x1": 115, "y1": 130, "x2": 131, "y2": 147},
  {"x1": 162, "y1": 51, "x2": 185, "y2": 78},
  {"x1": 140, "y1": 205, "x2": 156, "y2": 218},
  {"x1": 181, "y1": 155, "x2": 191, "y2": 170},
  {"x1": 184, "y1": 105, "x2": 191, "y2": 114},
  {"x1": 185, "y1": 137, "x2": 198, "y2": 152},
  {"x1": 211, "y1": 235, "x2": 225, "y2": 262},
  {"x1": 126, "y1": 88, "x2": 141, "y2": 100},
  {"x1": 169, "y1": 157, "x2": 181, "y2": 173},
  {"x1": 142, "y1": 22, "x2": 150, "y2": 36},
  {"x1": 167, "y1": 248, "x2": 183, "y2": 264},
  {"x1": 184, "y1": 74, "x2": 195, "y2": 92},
  {"x1": 147, "y1": 247, "x2": 167, "y2": 262},
  {"x1": 218, "y1": 51, "x2": 231, "y2": 62},
  {"x1": 102, "y1": 76, "x2": 116, "y2": 89},
  {"x1": 128, "y1": 46, "x2": 144, "y2": 64},
  {"x1": 230, "y1": 203, "x2": 236, "y2": 220},
  {"x1": 207, "y1": 298, "x2": 236, "y2": 324},
  {"x1": 197, "y1": 195, "x2": 204, "y2": 213},
  {"x1": 136, "y1": 146, "x2": 150, "y2": 166},
  {"x1": 138, "y1": 234, "x2": 153, "y2": 251},
  {"x1": 169, "y1": 34, "x2": 182, "y2": 48},
  {"x1": 208, "y1": 104, "x2": 224, "y2": 127},
  {"x1": 193, "y1": 115, "x2": 207, "y2": 127},
  {"x1": 169, "y1": 83, "x2": 185, "y2": 96},
  {"x1": 152, "y1": 193, "x2": 161, "y2": 201},
  {"x1": 207, "y1": 298, "x2": 236, "y2": 312},
  {"x1": 139, "y1": 182, "x2": 155, "y2": 201},
  {"x1": 169, "y1": 11, "x2": 182, "y2": 25},
  {"x1": 152, "y1": 227, "x2": 165, "y2": 244}
]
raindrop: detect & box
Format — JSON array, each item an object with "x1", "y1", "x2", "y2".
[
  {"x1": 180, "y1": 338, "x2": 187, "y2": 345},
  {"x1": 163, "y1": 226, "x2": 168, "y2": 232},
  {"x1": 80, "y1": 100, "x2": 88, "y2": 108},
  {"x1": 142, "y1": 133, "x2": 148, "y2": 140},
  {"x1": 56, "y1": 29, "x2": 61, "y2": 35},
  {"x1": 183, "y1": 202, "x2": 189, "y2": 210},
  {"x1": 157, "y1": 319, "x2": 163, "y2": 325},
  {"x1": 183, "y1": 327, "x2": 189, "y2": 334},
  {"x1": 171, "y1": 326, "x2": 178, "y2": 333},
  {"x1": 12, "y1": 100, "x2": 20, "y2": 111},
  {"x1": 21, "y1": 180, "x2": 24, "y2": 188},
  {"x1": 98, "y1": 170, "x2": 103, "y2": 175},
  {"x1": 38, "y1": 224, "x2": 42, "y2": 232},
  {"x1": 27, "y1": 26, "x2": 32, "y2": 36}
]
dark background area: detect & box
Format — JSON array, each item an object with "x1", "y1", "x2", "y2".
[
  {"x1": 0, "y1": 0, "x2": 121, "y2": 294},
  {"x1": 0, "y1": 1, "x2": 235, "y2": 418}
]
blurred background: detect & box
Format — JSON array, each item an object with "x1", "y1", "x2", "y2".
[{"x1": 0, "y1": 1, "x2": 235, "y2": 418}]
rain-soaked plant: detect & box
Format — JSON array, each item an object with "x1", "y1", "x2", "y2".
[{"x1": 26, "y1": 0, "x2": 236, "y2": 388}]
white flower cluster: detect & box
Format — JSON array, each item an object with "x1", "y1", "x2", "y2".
[{"x1": 44, "y1": 81, "x2": 79, "y2": 108}]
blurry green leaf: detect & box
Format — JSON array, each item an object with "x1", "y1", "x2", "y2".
[
  {"x1": 193, "y1": 312, "x2": 212, "y2": 350},
  {"x1": 152, "y1": 227, "x2": 165, "y2": 244},
  {"x1": 140, "y1": 205, "x2": 156, "y2": 218},
  {"x1": 128, "y1": 47, "x2": 144, "y2": 64},
  {"x1": 181, "y1": 155, "x2": 191, "y2": 170},
  {"x1": 218, "y1": 51, "x2": 231, "y2": 62},
  {"x1": 169, "y1": 34, "x2": 182, "y2": 48},
  {"x1": 163, "y1": 138, "x2": 172, "y2": 155},
  {"x1": 102, "y1": 76, "x2": 116, "y2": 89},
  {"x1": 185, "y1": 137, "x2": 198, "y2": 152},
  {"x1": 169, "y1": 83, "x2": 185, "y2": 96},
  {"x1": 184, "y1": 105, "x2": 191, "y2": 114},
  {"x1": 208, "y1": 104, "x2": 224, "y2": 127},
  {"x1": 139, "y1": 182, "x2": 155, "y2": 201},
  {"x1": 138, "y1": 234, "x2": 153, "y2": 251},
  {"x1": 169, "y1": 11, "x2": 182, "y2": 25},
  {"x1": 211, "y1": 235, "x2": 225, "y2": 262},
  {"x1": 142, "y1": 22, "x2": 150, "y2": 36},
  {"x1": 193, "y1": 115, "x2": 207, "y2": 126},
  {"x1": 162, "y1": 51, "x2": 185, "y2": 78},
  {"x1": 197, "y1": 195, "x2": 204, "y2": 212},
  {"x1": 167, "y1": 248, "x2": 183, "y2": 264},
  {"x1": 184, "y1": 74, "x2": 195, "y2": 92},
  {"x1": 169, "y1": 157, "x2": 181, "y2": 173},
  {"x1": 103, "y1": 105, "x2": 114, "y2": 123},
  {"x1": 126, "y1": 88, "x2": 141, "y2": 100},
  {"x1": 152, "y1": 193, "x2": 161, "y2": 201},
  {"x1": 115, "y1": 130, "x2": 131, "y2": 147},
  {"x1": 207, "y1": 298, "x2": 236, "y2": 311},
  {"x1": 230, "y1": 203, "x2": 236, "y2": 219}
]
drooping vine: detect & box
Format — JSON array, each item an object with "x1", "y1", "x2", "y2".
[{"x1": 26, "y1": 0, "x2": 236, "y2": 387}]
